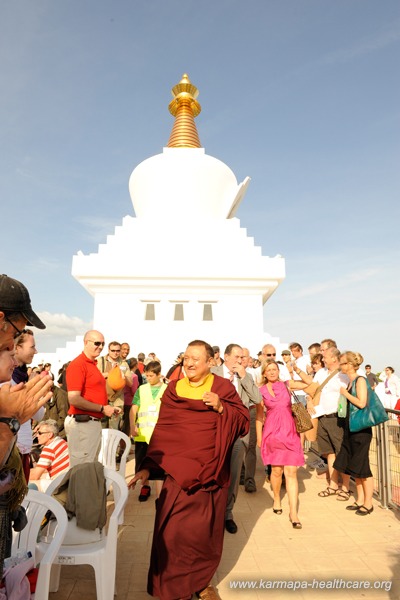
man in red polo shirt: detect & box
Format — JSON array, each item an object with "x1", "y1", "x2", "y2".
[{"x1": 65, "y1": 330, "x2": 121, "y2": 466}]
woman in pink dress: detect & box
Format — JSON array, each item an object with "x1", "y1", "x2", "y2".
[{"x1": 256, "y1": 361, "x2": 309, "y2": 529}]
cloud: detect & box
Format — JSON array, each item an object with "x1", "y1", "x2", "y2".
[
  {"x1": 291, "y1": 268, "x2": 380, "y2": 299},
  {"x1": 74, "y1": 215, "x2": 123, "y2": 243},
  {"x1": 33, "y1": 311, "x2": 92, "y2": 352},
  {"x1": 26, "y1": 258, "x2": 62, "y2": 273},
  {"x1": 319, "y1": 20, "x2": 400, "y2": 65}
]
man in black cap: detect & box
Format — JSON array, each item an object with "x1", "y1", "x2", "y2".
[
  {"x1": 0, "y1": 275, "x2": 53, "y2": 573},
  {"x1": 0, "y1": 274, "x2": 52, "y2": 466},
  {"x1": 0, "y1": 274, "x2": 46, "y2": 350}
]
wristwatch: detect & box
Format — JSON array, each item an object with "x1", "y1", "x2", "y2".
[{"x1": 0, "y1": 417, "x2": 21, "y2": 434}]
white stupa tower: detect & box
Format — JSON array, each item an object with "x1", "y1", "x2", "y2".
[{"x1": 71, "y1": 74, "x2": 285, "y2": 364}]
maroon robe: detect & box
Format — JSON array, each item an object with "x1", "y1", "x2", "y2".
[{"x1": 141, "y1": 374, "x2": 249, "y2": 600}]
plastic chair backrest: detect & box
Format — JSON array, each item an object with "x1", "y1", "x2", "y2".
[
  {"x1": 98, "y1": 428, "x2": 131, "y2": 477},
  {"x1": 12, "y1": 490, "x2": 68, "y2": 600}
]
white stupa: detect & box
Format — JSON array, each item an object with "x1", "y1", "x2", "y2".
[{"x1": 71, "y1": 74, "x2": 285, "y2": 365}]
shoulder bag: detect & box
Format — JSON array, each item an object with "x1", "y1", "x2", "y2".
[
  {"x1": 349, "y1": 377, "x2": 389, "y2": 432},
  {"x1": 290, "y1": 390, "x2": 313, "y2": 434}
]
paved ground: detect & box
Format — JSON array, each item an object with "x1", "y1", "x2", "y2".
[{"x1": 50, "y1": 451, "x2": 400, "y2": 600}]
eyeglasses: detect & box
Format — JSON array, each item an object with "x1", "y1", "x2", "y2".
[
  {"x1": 88, "y1": 340, "x2": 105, "y2": 347},
  {"x1": 263, "y1": 353, "x2": 276, "y2": 357},
  {"x1": 4, "y1": 317, "x2": 24, "y2": 339}
]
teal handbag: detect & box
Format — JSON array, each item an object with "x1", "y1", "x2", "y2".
[{"x1": 349, "y1": 377, "x2": 389, "y2": 432}]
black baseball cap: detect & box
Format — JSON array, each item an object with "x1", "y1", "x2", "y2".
[{"x1": 0, "y1": 274, "x2": 46, "y2": 329}]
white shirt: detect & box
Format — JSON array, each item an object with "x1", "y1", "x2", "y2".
[
  {"x1": 222, "y1": 364, "x2": 238, "y2": 392},
  {"x1": 314, "y1": 368, "x2": 349, "y2": 416},
  {"x1": 246, "y1": 367, "x2": 258, "y2": 383},
  {"x1": 293, "y1": 354, "x2": 310, "y2": 375},
  {"x1": 386, "y1": 374, "x2": 400, "y2": 397},
  {"x1": 292, "y1": 355, "x2": 310, "y2": 396}
]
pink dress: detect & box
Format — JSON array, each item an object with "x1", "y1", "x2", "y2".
[{"x1": 260, "y1": 381, "x2": 304, "y2": 466}]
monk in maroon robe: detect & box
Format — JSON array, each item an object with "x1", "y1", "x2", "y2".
[{"x1": 128, "y1": 340, "x2": 249, "y2": 600}]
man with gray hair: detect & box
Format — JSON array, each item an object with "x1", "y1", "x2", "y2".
[
  {"x1": 309, "y1": 346, "x2": 351, "y2": 500},
  {"x1": 254, "y1": 343, "x2": 290, "y2": 385},
  {"x1": 29, "y1": 419, "x2": 69, "y2": 491},
  {"x1": 240, "y1": 348, "x2": 260, "y2": 493},
  {"x1": 212, "y1": 343, "x2": 262, "y2": 533}
]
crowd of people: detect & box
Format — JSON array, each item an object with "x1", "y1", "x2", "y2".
[{"x1": 0, "y1": 273, "x2": 396, "y2": 600}]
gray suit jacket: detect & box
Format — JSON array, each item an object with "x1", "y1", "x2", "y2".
[{"x1": 211, "y1": 366, "x2": 262, "y2": 409}]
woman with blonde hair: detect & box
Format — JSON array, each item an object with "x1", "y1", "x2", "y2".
[
  {"x1": 334, "y1": 351, "x2": 374, "y2": 515},
  {"x1": 256, "y1": 360, "x2": 310, "y2": 529}
]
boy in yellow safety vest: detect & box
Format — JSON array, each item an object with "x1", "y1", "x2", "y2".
[{"x1": 129, "y1": 361, "x2": 167, "y2": 501}]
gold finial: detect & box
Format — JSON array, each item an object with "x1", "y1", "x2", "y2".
[{"x1": 167, "y1": 74, "x2": 202, "y2": 148}]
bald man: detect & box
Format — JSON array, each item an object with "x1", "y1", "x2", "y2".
[{"x1": 65, "y1": 330, "x2": 121, "y2": 466}]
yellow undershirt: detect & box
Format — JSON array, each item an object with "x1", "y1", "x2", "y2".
[{"x1": 176, "y1": 373, "x2": 214, "y2": 400}]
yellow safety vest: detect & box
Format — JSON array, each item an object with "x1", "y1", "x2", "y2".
[{"x1": 135, "y1": 383, "x2": 167, "y2": 443}]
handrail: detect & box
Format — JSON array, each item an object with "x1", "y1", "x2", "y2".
[{"x1": 370, "y1": 410, "x2": 400, "y2": 510}]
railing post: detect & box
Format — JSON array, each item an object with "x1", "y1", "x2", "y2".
[{"x1": 377, "y1": 420, "x2": 390, "y2": 508}]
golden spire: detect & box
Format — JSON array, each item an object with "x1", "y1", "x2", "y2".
[{"x1": 167, "y1": 74, "x2": 202, "y2": 148}]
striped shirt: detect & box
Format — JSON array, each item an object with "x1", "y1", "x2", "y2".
[{"x1": 37, "y1": 436, "x2": 70, "y2": 479}]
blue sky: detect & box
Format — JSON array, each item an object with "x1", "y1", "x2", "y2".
[{"x1": 1, "y1": 1, "x2": 399, "y2": 371}]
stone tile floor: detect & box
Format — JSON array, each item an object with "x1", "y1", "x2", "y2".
[{"x1": 50, "y1": 451, "x2": 400, "y2": 599}]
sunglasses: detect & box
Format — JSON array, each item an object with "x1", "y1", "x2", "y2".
[
  {"x1": 37, "y1": 430, "x2": 50, "y2": 435},
  {"x1": 264, "y1": 353, "x2": 276, "y2": 357},
  {"x1": 88, "y1": 340, "x2": 105, "y2": 347},
  {"x1": 5, "y1": 317, "x2": 25, "y2": 339}
]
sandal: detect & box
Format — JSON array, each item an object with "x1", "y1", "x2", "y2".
[
  {"x1": 289, "y1": 517, "x2": 302, "y2": 529},
  {"x1": 318, "y1": 486, "x2": 338, "y2": 497},
  {"x1": 336, "y1": 489, "x2": 351, "y2": 501},
  {"x1": 346, "y1": 503, "x2": 361, "y2": 511},
  {"x1": 355, "y1": 505, "x2": 374, "y2": 516}
]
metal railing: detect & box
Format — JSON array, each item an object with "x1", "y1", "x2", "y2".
[
  {"x1": 307, "y1": 409, "x2": 400, "y2": 510},
  {"x1": 370, "y1": 410, "x2": 400, "y2": 509}
]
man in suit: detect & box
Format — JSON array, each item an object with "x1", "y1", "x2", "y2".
[{"x1": 212, "y1": 343, "x2": 262, "y2": 533}]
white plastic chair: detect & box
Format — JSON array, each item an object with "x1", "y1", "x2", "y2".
[
  {"x1": 11, "y1": 490, "x2": 68, "y2": 600},
  {"x1": 38, "y1": 467, "x2": 129, "y2": 600},
  {"x1": 98, "y1": 428, "x2": 131, "y2": 478},
  {"x1": 98, "y1": 429, "x2": 131, "y2": 524}
]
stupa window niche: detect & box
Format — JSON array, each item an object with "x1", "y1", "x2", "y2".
[
  {"x1": 174, "y1": 303, "x2": 184, "y2": 321},
  {"x1": 145, "y1": 303, "x2": 156, "y2": 321},
  {"x1": 202, "y1": 304, "x2": 213, "y2": 321}
]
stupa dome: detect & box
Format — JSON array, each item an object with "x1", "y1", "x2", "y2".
[{"x1": 129, "y1": 74, "x2": 249, "y2": 220}]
